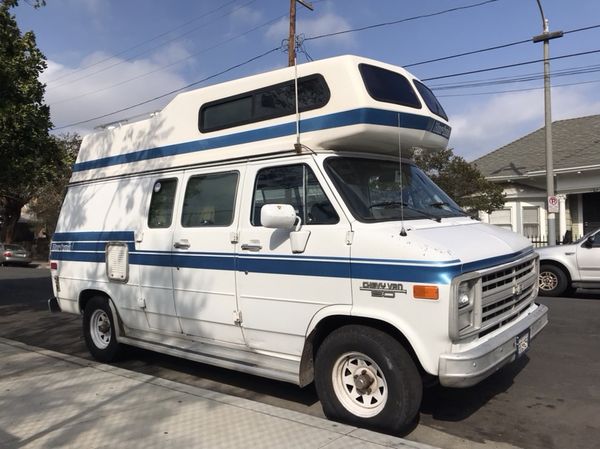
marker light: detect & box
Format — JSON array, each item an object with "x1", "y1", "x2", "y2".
[{"x1": 413, "y1": 285, "x2": 439, "y2": 300}]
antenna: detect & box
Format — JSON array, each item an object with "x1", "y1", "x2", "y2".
[
  {"x1": 398, "y1": 113, "x2": 407, "y2": 237},
  {"x1": 293, "y1": 53, "x2": 302, "y2": 153}
]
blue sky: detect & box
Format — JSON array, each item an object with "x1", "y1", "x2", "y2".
[{"x1": 13, "y1": 0, "x2": 600, "y2": 160}]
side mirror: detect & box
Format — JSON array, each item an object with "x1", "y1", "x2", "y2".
[
  {"x1": 261, "y1": 204, "x2": 298, "y2": 229},
  {"x1": 260, "y1": 204, "x2": 311, "y2": 253}
]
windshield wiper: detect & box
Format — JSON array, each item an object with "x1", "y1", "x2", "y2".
[
  {"x1": 368, "y1": 201, "x2": 441, "y2": 222},
  {"x1": 429, "y1": 201, "x2": 469, "y2": 216}
]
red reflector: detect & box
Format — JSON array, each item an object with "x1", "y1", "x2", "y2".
[{"x1": 50, "y1": 262, "x2": 58, "y2": 270}]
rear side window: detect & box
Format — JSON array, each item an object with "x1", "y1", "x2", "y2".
[
  {"x1": 199, "y1": 74, "x2": 330, "y2": 133},
  {"x1": 359, "y1": 63, "x2": 421, "y2": 109},
  {"x1": 148, "y1": 179, "x2": 177, "y2": 228},
  {"x1": 181, "y1": 172, "x2": 238, "y2": 227},
  {"x1": 413, "y1": 80, "x2": 448, "y2": 121},
  {"x1": 251, "y1": 164, "x2": 339, "y2": 226}
]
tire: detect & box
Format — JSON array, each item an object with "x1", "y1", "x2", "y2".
[
  {"x1": 315, "y1": 325, "x2": 422, "y2": 434},
  {"x1": 83, "y1": 296, "x2": 123, "y2": 362},
  {"x1": 538, "y1": 264, "x2": 569, "y2": 297}
]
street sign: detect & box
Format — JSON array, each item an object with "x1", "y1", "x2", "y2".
[{"x1": 548, "y1": 195, "x2": 559, "y2": 213}]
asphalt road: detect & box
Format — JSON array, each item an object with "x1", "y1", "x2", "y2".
[{"x1": 1, "y1": 265, "x2": 599, "y2": 449}]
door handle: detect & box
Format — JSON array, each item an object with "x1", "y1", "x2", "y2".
[
  {"x1": 174, "y1": 239, "x2": 190, "y2": 249},
  {"x1": 241, "y1": 243, "x2": 262, "y2": 251}
]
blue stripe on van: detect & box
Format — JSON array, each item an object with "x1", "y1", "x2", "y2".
[
  {"x1": 52, "y1": 231, "x2": 135, "y2": 242},
  {"x1": 49, "y1": 232, "x2": 533, "y2": 284},
  {"x1": 72, "y1": 108, "x2": 446, "y2": 173}
]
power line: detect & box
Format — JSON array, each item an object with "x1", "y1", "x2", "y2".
[
  {"x1": 45, "y1": 0, "x2": 242, "y2": 85},
  {"x1": 422, "y1": 48, "x2": 600, "y2": 81},
  {"x1": 436, "y1": 78, "x2": 600, "y2": 97},
  {"x1": 430, "y1": 63, "x2": 600, "y2": 90},
  {"x1": 405, "y1": 23, "x2": 600, "y2": 68},
  {"x1": 52, "y1": 46, "x2": 281, "y2": 131},
  {"x1": 305, "y1": 0, "x2": 501, "y2": 42},
  {"x1": 46, "y1": 0, "x2": 258, "y2": 90},
  {"x1": 49, "y1": 12, "x2": 288, "y2": 106},
  {"x1": 404, "y1": 39, "x2": 530, "y2": 68}
]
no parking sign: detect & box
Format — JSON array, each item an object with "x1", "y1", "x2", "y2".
[{"x1": 548, "y1": 195, "x2": 559, "y2": 213}]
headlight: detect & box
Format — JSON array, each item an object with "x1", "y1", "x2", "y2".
[
  {"x1": 450, "y1": 276, "x2": 482, "y2": 341},
  {"x1": 457, "y1": 283, "x2": 472, "y2": 308}
]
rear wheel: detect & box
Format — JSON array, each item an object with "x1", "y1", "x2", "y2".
[
  {"x1": 538, "y1": 264, "x2": 569, "y2": 296},
  {"x1": 315, "y1": 325, "x2": 422, "y2": 434},
  {"x1": 83, "y1": 296, "x2": 123, "y2": 362}
]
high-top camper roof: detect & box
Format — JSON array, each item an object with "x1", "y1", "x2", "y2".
[{"x1": 72, "y1": 55, "x2": 451, "y2": 183}]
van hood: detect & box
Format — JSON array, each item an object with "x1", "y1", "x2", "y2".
[
  {"x1": 356, "y1": 219, "x2": 534, "y2": 274},
  {"x1": 411, "y1": 220, "x2": 533, "y2": 266}
]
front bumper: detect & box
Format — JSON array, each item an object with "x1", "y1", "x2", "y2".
[{"x1": 438, "y1": 303, "x2": 548, "y2": 388}]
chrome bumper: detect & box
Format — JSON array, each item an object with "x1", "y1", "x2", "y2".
[{"x1": 438, "y1": 303, "x2": 548, "y2": 388}]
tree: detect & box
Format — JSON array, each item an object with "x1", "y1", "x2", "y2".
[
  {"x1": 0, "y1": 0, "x2": 59, "y2": 242},
  {"x1": 412, "y1": 147, "x2": 505, "y2": 215},
  {"x1": 28, "y1": 133, "x2": 80, "y2": 237}
]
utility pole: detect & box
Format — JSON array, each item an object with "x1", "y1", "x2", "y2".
[
  {"x1": 288, "y1": 0, "x2": 314, "y2": 66},
  {"x1": 532, "y1": 0, "x2": 563, "y2": 245}
]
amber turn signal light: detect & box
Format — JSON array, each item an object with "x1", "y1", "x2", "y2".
[{"x1": 413, "y1": 285, "x2": 439, "y2": 300}]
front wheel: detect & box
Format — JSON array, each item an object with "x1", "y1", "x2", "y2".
[
  {"x1": 315, "y1": 325, "x2": 422, "y2": 434},
  {"x1": 538, "y1": 264, "x2": 570, "y2": 297},
  {"x1": 83, "y1": 296, "x2": 123, "y2": 362}
]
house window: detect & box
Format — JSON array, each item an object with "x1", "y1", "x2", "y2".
[
  {"x1": 522, "y1": 206, "x2": 540, "y2": 238},
  {"x1": 489, "y1": 208, "x2": 512, "y2": 231}
]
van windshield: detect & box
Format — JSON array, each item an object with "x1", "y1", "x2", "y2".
[{"x1": 324, "y1": 157, "x2": 466, "y2": 222}]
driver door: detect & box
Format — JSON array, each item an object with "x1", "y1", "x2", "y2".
[{"x1": 576, "y1": 230, "x2": 600, "y2": 281}]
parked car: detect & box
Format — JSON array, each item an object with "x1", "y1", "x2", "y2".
[
  {"x1": 0, "y1": 243, "x2": 32, "y2": 266},
  {"x1": 536, "y1": 228, "x2": 600, "y2": 296}
]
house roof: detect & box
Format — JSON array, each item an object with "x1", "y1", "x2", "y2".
[{"x1": 472, "y1": 114, "x2": 600, "y2": 178}]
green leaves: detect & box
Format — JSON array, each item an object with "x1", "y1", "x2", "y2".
[
  {"x1": 0, "y1": 0, "x2": 56, "y2": 241},
  {"x1": 413, "y1": 148, "x2": 505, "y2": 215}
]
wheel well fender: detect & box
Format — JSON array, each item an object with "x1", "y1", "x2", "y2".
[
  {"x1": 299, "y1": 311, "x2": 425, "y2": 387},
  {"x1": 539, "y1": 259, "x2": 573, "y2": 283},
  {"x1": 79, "y1": 289, "x2": 124, "y2": 339}
]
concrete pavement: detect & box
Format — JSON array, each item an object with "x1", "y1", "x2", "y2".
[{"x1": 0, "y1": 337, "x2": 438, "y2": 449}]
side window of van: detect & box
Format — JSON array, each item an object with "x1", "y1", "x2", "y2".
[
  {"x1": 251, "y1": 164, "x2": 339, "y2": 226},
  {"x1": 148, "y1": 179, "x2": 177, "y2": 228},
  {"x1": 181, "y1": 172, "x2": 238, "y2": 227}
]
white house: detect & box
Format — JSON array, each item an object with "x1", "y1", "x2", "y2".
[{"x1": 473, "y1": 114, "x2": 600, "y2": 244}]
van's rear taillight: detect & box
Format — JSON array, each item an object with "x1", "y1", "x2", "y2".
[{"x1": 50, "y1": 262, "x2": 58, "y2": 270}]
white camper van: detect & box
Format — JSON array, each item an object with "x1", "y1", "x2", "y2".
[{"x1": 49, "y1": 55, "x2": 548, "y2": 433}]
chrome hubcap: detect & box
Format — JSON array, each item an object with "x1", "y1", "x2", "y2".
[{"x1": 539, "y1": 271, "x2": 558, "y2": 291}]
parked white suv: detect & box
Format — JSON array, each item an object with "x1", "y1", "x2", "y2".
[{"x1": 536, "y1": 228, "x2": 600, "y2": 296}]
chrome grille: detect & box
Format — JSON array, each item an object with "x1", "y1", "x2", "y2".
[{"x1": 479, "y1": 255, "x2": 538, "y2": 336}]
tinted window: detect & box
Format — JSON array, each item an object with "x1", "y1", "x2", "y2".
[
  {"x1": 252, "y1": 164, "x2": 338, "y2": 226},
  {"x1": 181, "y1": 172, "x2": 238, "y2": 227},
  {"x1": 413, "y1": 80, "x2": 448, "y2": 121},
  {"x1": 202, "y1": 96, "x2": 252, "y2": 132},
  {"x1": 148, "y1": 179, "x2": 177, "y2": 228},
  {"x1": 200, "y1": 75, "x2": 330, "y2": 132},
  {"x1": 359, "y1": 64, "x2": 421, "y2": 109}
]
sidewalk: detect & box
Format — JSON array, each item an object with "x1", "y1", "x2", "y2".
[{"x1": 0, "y1": 337, "x2": 438, "y2": 449}]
